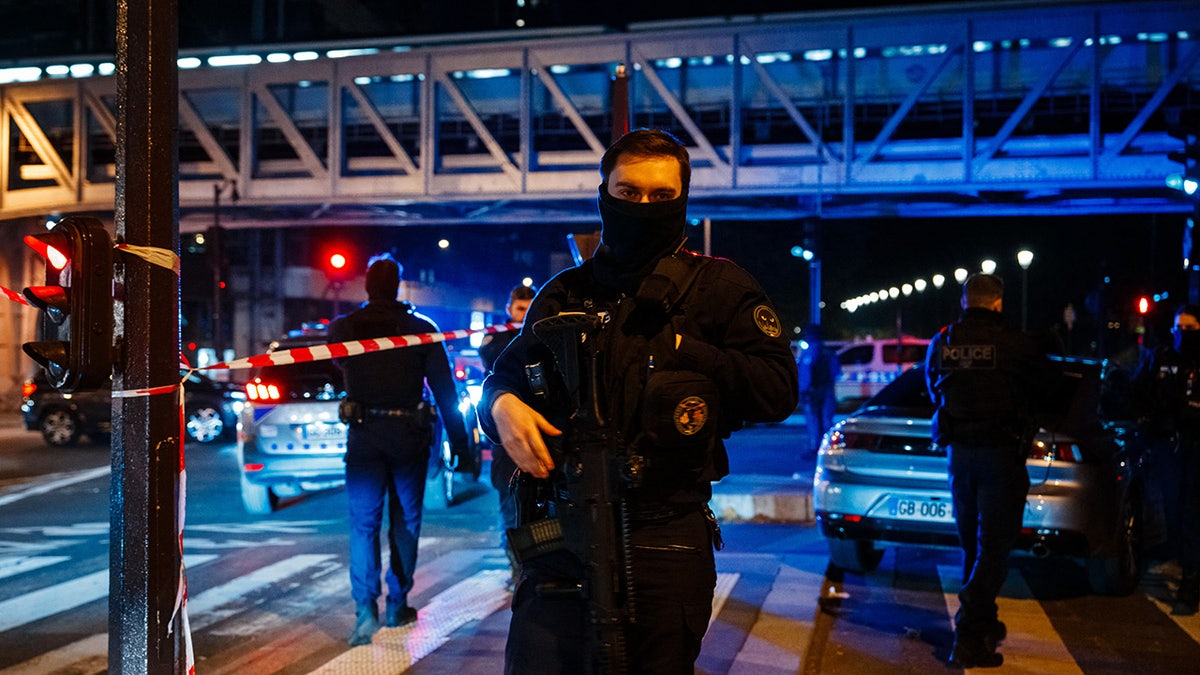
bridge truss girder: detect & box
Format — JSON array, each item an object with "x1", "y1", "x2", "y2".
[{"x1": 0, "y1": 0, "x2": 1197, "y2": 229}]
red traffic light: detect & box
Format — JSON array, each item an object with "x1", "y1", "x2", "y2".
[
  {"x1": 24, "y1": 232, "x2": 70, "y2": 271},
  {"x1": 329, "y1": 252, "x2": 348, "y2": 270},
  {"x1": 22, "y1": 217, "x2": 114, "y2": 393},
  {"x1": 1137, "y1": 296, "x2": 1151, "y2": 315}
]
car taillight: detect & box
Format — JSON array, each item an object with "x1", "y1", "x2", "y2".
[
  {"x1": 454, "y1": 367, "x2": 467, "y2": 380},
  {"x1": 245, "y1": 382, "x2": 281, "y2": 401},
  {"x1": 21, "y1": 380, "x2": 36, "y2": 398},
  {"x1": 1029, "y1": 439, "x2": 1083, "y2": 463}
]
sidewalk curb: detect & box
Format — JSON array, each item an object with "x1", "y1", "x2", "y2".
[{"x1": 711, "y1": 474, "x2": 814, "y2": 524}]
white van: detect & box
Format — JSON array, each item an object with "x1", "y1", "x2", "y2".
[{"x1": 835, "y1": 336, "x2": 930, "y2": 409}]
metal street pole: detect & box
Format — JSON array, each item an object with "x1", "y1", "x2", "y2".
[
  {"x1": 810, "y1": 259, "x2": 822, "y2": 327},
  {"x1": 111, "y1": 0, "x2": 182, "y2": 673},
  {"x1": 1021, "y1": 267, "x2": 1029, "y2": 332}
]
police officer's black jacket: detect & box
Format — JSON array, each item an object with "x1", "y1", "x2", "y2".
[
  {"x1": 925, "y1": 307, "x2": 1057, "y2": 448},
  {"x1": 329, "y1": 298, "x2": 469, "y2": 447},
  {"x1": 1132, "y1": 345, "x2": 1200, "y2": 437},
  {"x1": 479, "y1": 328, "x2": 517, "y2": 374},
  {"x1": 478, "y1": 249, "x2": 799, "y2": 506}
]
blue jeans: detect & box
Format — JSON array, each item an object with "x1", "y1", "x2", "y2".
[
  {"x1": 947, "y1": 443, "x2": 1029, "y2": 638},
  {"x1": 345, "y1": 416, "x2": 430, "y2": 606},
  {"x1": 491, "y1": 443, "x2": 519, "y2": 549},
  {"x1": 804, "y1": 389, "x2": 836, "y2": 452}
]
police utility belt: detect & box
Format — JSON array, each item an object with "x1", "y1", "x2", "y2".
[{"x1": 338, "y1": 399, "x2": 429, "y2": 426}]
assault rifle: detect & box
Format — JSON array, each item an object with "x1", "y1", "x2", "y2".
[{"x1": 530, "y1": 311, "x2": 642, "y2": 675}]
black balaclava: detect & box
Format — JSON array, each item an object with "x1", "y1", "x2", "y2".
[
  {"x1": 591, "y1": 185, "x2": 687, "y2": 292},
  {"x1": 1175, "y1": 328, "x2": 1200, "y2": 357}
]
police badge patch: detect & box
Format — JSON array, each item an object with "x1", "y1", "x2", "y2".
[
  {"x1": 674, "y1": 396, "x2": 709, "y2": 436},
  {"x1": 753, "y1": 305, "x2": 782, "y2": 337}
]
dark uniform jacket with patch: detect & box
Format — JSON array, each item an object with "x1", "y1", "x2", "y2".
[
  {"x1": 478, "y1": 249, "x2": 798, "y2": 506},
  {"x1": 1132, "y1": 345, "x2": 1200, "y2": 437},
  {"x1": 925, "y1": 307, "x2": 1057, "y2": 448}
]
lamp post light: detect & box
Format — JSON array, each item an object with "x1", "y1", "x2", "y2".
[
  {"x1": 954, "y1": 267, "x2": 969, "y2": 284},
  {"x1": 1017, "y1": 249, "x2": 1034, "y2": 332},
  {"x1": 981, "y1": 258, "x2": 997, "y2": 275},
  {"x1": 932, "y1": 274, "x2": 946, "y2": 289}
]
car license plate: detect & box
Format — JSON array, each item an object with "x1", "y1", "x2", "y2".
[
  {"x1": 302, "y1": 423, "x2": 343, "y2": 440},
  {"x1": 890, "y1": 497, "x2": 953, "y2": 522}
]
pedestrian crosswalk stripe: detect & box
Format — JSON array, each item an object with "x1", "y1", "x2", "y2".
[
  {"x1": 0, "y1": 467, "x2": 110, "y2": 508},
  {"x1": 711, "y1": 572, "x2": 739, "y2": 629},
  {"x1": 308, "y1": 569, "x2": 510, "y2": 674},
  {"x1": 0, "y1": 556, "x2": 68, "y2": 581},
  {"x1": 0, "y1": 554, "x2": 328, "y2": 675},
  {"x1": 937, "y1": 564, "x2": 1082, "y2": 673},
  {"x1": 726, "y1": 555, "x2": 827, "y2": 674},
  {"x1": 0, "y1": 555, "x2": 217, "y2": 634}
]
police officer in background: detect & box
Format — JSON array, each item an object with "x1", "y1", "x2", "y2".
[
  {"x1": 1132, "y1": 304, "x2": 1200, "y2": 614},
  {"x1": 797, "y1": 323, "x2": 840, "y2": 458},
  {"x1": 329, "y1": 254, "x2": 471, "y2": 646},
  {"x1": 479, "y1": 129, "x2": 798, "y2": 674},
  {"x1": 479, "y1": 283, "x2": 536, "y2": 584},
  {"x1": 925, "y1": 273, "x2": 1056, "y2": 668}
]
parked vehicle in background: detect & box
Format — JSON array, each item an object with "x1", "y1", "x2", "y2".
[
  {"x1": 834, "y1": 336, "x2": 930, "y2": 410},
  {"x1": 813, "y1": 357, "x2": 1142, "y2": 596},
  {"x1": 20, "y1": 370, "x2": 245, "y2": 447},
  {"x1": 237, "y1": 325, "x2": 482, "y2": 515}
]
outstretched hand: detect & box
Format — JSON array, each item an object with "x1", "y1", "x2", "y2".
[{"x1": 491, "y1": 393, "x2": 562, "y2": 478}]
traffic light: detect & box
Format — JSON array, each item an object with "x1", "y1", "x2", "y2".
[
  {"x1": 22, "y1": 216, "x2": 114, "y2": 392},
  {"x1": 1136, "y1": 295, "x2": 1151, "y2": 315},
  {"x1": 1167, "y1": 110, "x2": 1200, "y2": 197}
]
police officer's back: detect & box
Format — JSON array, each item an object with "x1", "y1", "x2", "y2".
[
  {"x1": 925, "y1": 273, "x2": 1056, "y2": 668},
  {"x1": 327, "y1": 254, "x2": 470, "y2": 646}
]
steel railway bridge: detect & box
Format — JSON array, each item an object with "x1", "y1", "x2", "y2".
[{"x1": 0, "y1": 0, "x2": 1195, "y2": 230}]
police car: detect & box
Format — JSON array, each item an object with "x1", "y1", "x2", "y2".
[
  {"x1": 834, "y1": 337, "x2": 930, "y2": 409},
  {"x1": 236, "y1": 324, "x2": 482, "y2": 515},
  {"x1": 813, "y1": 357, "x2": 1142, "y2": 596}
]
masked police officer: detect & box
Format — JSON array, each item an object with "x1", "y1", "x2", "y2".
[
  {"x1": 925, "y1": 273, "x2": 1057, "y2": 668},
  {"x1": 1132, "y1": 304, "x2": 1200, "y2": 614},
  {"x1": 478, "y1": 129, "x2": 798, "y2": 674},
  {"x1": 329, "y1": 254, "x2": 471, "y2": 646}
]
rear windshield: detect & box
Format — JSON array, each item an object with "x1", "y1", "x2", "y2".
[
  {"x1": 883, "y1": 344, "x2": 927, "y2": 364},
  {"x1": 255, "y1": 336, "x2": 345, "y2": 400}
]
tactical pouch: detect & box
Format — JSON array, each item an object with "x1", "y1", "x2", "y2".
[
  {"x1": 338, "y1": 399, "x2": 365, "y2": 426},
  {"x1": 642, "y1": 370, "x2": 719, "y2": 448}
]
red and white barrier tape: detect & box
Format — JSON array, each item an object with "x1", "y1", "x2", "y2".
[
  {"x1": 203, "y1": 321, "x2": 521, "y2": 371},
  {"x1": 1, "y1": 284, "x2": 30, "y2": 306}
]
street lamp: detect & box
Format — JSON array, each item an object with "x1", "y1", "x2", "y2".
[
  {"x1": 954, "y1": 268, "x2": 969, "y2": 284},
  {"x1": 981, "y1": 258, "x2": 997, "y2": 275},
  {"x1": 1017, "y1": 249, "x2": 1034, "y2": 331}
]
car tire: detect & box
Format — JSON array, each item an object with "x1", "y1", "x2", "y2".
[
  {"x1": 40, "y1": 409, "x2": 81, "y2": 447},
  {"x1": 828, "y1": 538, "x2": 884, "y2": 573},
  {"x1": 241, "y1": 475, "x2": 278, "y2": 515},
  {"x1": 1087, "y1": 490, "x2": 1142, "y2": 596},
  {"x1": 185, "y1": 405, "x2": 226, "y2": 444}
]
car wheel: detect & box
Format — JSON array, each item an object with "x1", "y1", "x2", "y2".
[
  {"x1": 40, "y1": 409, "x2": 80, "y2": 447},
  {"x1": 185, "y1": 405, "x2": 226, "y2": 444},
  {"x1": 828, "y1": 538, "x2": 884, "y2": 573},
  {"x1": 1087, "y1": 489, "x2": 1142, "y2": 596},
  {"x1": 240, "y1": 474, "x2": 278, "y2": 515}
]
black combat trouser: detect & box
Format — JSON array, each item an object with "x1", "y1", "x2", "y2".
[
  {"x1": 947, "y1": 443, "x2": 1029, "y2": 639},
  {"x1": 504, "y1": 508, "x2": 716, "y2": 675}
]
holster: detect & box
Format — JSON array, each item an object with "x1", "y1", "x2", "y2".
[{"x1": 338, "y1": 399, "x2": 365, "y2": 426}]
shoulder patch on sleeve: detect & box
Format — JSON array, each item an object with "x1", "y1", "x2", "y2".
[{"x1": 753, "y1": 305, "x2": 782, "y2": 338}]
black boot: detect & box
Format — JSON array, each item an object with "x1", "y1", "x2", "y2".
[
  {"x1": 348, "y1": 602, "x2": 380, "y2": 646},
  {"x1": 949, "y1": 630, "x2": 1003, "y2": 669},
  {"x1": 1175, "y1": 566, "x2": 1200, "y2": 615}
]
